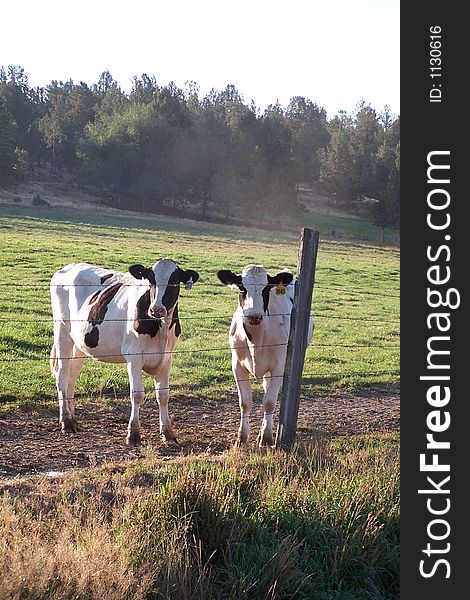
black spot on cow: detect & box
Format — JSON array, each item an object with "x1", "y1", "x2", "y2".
[
  {"x1": 84, "y1": 326, "x2": 100, "y2": 348},
  {"x1": 87, "y1": 283, "x2": 123, "y2": 326},
  {"x1": 161, "y1": 267, "x2": 199, "y2": 312},
  {"x1": 243, "y1": 323, "x2": 253, "y2": 342},
  {"x1": 88, "y1": 289, "x2": 101, "y2": 305},
  {"x1": 161, "y1": 269, "x2": 181, "y2": 312},
  {"x1": 100, "y1": 273, "x2": 114, "y2": 284},
  {"x1": 128, "y1": 264, "x2": 156, "y2": 286},
  {"x1": 262, "y1": 285, "x2": 272, "y2": 313},
  {"x1": 169, "y1": 303, "x2": 182, "y2": 337},
  {"x1": 134, "y1": 290, "x2": 161, "y2": 337}
]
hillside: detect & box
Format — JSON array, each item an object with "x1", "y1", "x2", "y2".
[{"x1": 0, "y1": 168, "x2": 399, "y2": 245}]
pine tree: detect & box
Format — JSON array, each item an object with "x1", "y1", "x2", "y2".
[{"x1": 0, "y1": 95, "x2": 20, "y2": 183}]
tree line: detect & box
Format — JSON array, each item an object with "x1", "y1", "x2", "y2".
[{"x1": 0, "y1": 65, "x2": 399, "y2": 227}]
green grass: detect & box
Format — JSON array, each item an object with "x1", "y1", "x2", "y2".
[
  {"x1": 284, "y1": 210, "x2": 398, "y2": 245},
  {"x1": 0, "y1": 435, "x2": 399, "y2": 599},
  {"x1": 0, "y1": 206, "x2": 400, "y2": 598},
  {"x1": 0, "y1": 205, "x2": 399, "y2": 406}
]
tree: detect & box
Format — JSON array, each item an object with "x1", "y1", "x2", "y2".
[
  {"x1": 39, "y1": 80, "x2": 95, "y2": 170},
  {"x1": 373, "y1": 117, "x2": 400, "y2": 229},
  {"x1": 129, "y1": 74, "x2": 158, "y2": 104},
  {"x1": 285, "y1": 96, "x2": 330, "y2": 183},
  {"x1": 0, "y1": 65, "x2": 47, "y2": 166},
  {"x1": 350, "y1": 101, "x2": 382, "y2": 198},
  {"x1": 319, "y1": 112, "x2": 357, "y2": 203},
  {"x1": 0, "y1": 94, "x2": 20, "y2": 183},
  {"x1": 92, "y1": 71, "x2": 128, "y2": 116}
]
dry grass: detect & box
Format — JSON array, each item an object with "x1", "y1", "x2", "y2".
[
  {"x1": 0, "y1": 437, "x2": 399, "y2": 600},
  {"x1": 0, "y1": 491, "x2": 154, "y2": 599}
]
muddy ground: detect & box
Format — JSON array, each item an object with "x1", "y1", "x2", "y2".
[{"x1": 0, "y1": 390, "x2": 399, "y2": 479}]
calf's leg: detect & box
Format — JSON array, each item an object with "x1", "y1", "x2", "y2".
[
  {"x1": 233, "y1": 361, "x2": 253, "y2": 446},
  {"x1": 259, "y1": 368, "x2": 283, "y2": 447}
]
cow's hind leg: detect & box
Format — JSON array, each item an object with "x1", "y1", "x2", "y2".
[
  {"x1": 233, "y1": 361, "x2": 253, "y2": 447},
  {"x1": 155, "y1": 360, "x2": 177, "y2": 443},
  {"x1": 64, "y1": 346, "x2": 86, "y2": 432},
  {"x1": 52, "y1": 335, "x2": 80, "y2": 433}
]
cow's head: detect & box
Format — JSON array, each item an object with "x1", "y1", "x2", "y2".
[
  {"x1": 217, "y1": 265, "x2": 293, "y2": 326},
  {"x1": 129, "y1": 258, "x2": 199, "y2": 320}
]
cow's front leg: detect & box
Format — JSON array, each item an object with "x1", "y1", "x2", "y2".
[
  {"x1": 233, "y1": 361, "x2": 253, "y2": 446},
  {"x1": 259, "y1": 368, "x2": 283, "y2": 447},
  {"x1": 126, "y1": 360, "x2": 144, "y2": 446},
  {"x1": 155, "y1": 360, "x2": 177, "y2": 443}
]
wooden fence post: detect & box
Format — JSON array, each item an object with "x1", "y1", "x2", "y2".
[{"x1": 275, "y1": 227, "x2": 319, "y2": 448}]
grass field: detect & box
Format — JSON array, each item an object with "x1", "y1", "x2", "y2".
[
  {"x1": 1, "y1": 436, "x2": 399, "y2": 599},
  {"x1": 0, "y1": 205, "x2": 399, "y2": 407},
  {"x1": 0, "y1": 204, "x2": 400, "y2": 599}
]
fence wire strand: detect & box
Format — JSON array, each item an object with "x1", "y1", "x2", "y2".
[
  {"x1": 0, "y1": 313, "x2": 398, "y2": 325},
  {"x1": 0, "y1": 339, "x2": 400, "y2": 363},
  {"x1": 53, "y1": 369, "x2": 401, "y2": 402},
  {"x1": 0, "y1": 280, "x2": 400, "y2": 298}
]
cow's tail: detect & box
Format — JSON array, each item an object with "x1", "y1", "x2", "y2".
[{"x1": 50, "y1": 344, "x2": 57, "y2": 377}]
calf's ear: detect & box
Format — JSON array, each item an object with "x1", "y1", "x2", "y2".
[
  {"x1": 179, "y1": 269, "x2": 200, "y2": 284},
  {"x1": 267, "y1": 271, "x2": 294, "y2": 286},
  {"x1": 217, "y1": 269, "x2": 242, "y2": 286},
  {"x1": 178, "y1": 269, "x2": 200, "y2": 289},
  {"x1": 129, "y1": 264, "x2": 151, "y2": 280}
]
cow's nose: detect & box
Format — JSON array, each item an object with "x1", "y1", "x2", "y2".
[
  {"x1": 247, "y1": 315, "x2": 263, "y2": 326},
  {"x1": 150, "y1": 306, "x2": 166, "y2": 319}
]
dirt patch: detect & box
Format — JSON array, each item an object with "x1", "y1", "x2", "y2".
[{"x1": 0, "y1": 390, "x2": 399, "y2": 479}]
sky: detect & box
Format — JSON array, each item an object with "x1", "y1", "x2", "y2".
[{"x1": 1, "y1": 0, "x2": 399, "y2": 119}]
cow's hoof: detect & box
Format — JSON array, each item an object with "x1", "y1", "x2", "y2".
[
  {"x1": 61, "y1": 418, "x2": 79, "y2": 434},
  {"x1": 162, "y1": 430, "x2": 178, "y2": 445},
  {"x1": 234, "y1": 433, "x2": 248, "y2": 448},
  {"x1": 126, "y1": 430, "x2": 141, "y2": 447},
  {"x1": 259, "y1": 437, "x2": 275, "y2": 448},
  {"x1": 259, "y1": 431, "x2": 274, "y2": 447}
]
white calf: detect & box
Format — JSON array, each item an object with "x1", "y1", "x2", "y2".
[{"x1": 218, "y1": 264, "x2": 313, "y2": 446}]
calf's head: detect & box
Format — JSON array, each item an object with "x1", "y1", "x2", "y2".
[
  {"x1": 129, "y1": 259, "x2": 199, "y2": 319},
  {"x1": 217, "y1": 265, "x2": 293, "y2": 327}
]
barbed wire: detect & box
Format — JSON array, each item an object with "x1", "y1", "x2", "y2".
[
  {"x1": 0, "y1": 280, "x2": 400, "y2": 298},
  {"x1": 27, "y1": 369, "x2": 401, "y2": 402},
  {"x1": 0, "y1": 313, "x2": 399, "y2": 325},
  {"x1": 0, "y1": 340, "x2": 399, "y2": 364},
  {"x1": 0, "y1": 313, "x2": 295, "y2": 324},
  {"x1": 25, "y1": 369, "x2": 400, "y2": 400},
  {"x1": 0, "y1": 342, "x2": 288, "y2": 363}
]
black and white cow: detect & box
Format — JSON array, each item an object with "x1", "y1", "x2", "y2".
[
  {"x1": 50, "y1": 259, "x2": 199, "y2": 445},
  {"x1": 217, "y1": 264, "x2": 313, "y2": 447}
]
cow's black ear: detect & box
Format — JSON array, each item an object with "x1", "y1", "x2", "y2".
[
  {"x1": 267, "y1": 271, "x2": 294, "y2": 286},
  {"x1": 217, "y1": 270, "x2": 242, "y2": 286},
  {"x1": 178, "y1": 269, "x2": 200, "y2": 284},
  {"x1": 129, "y1": 264, "x2": 150, "y2": 280}
]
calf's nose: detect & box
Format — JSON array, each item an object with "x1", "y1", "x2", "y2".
[
  {"x1": 247, "y1": 315, "x2": 263, "y2": 326},
  {"x1": 150, "y1": 306, "x2": 166, "y2": 319}
]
